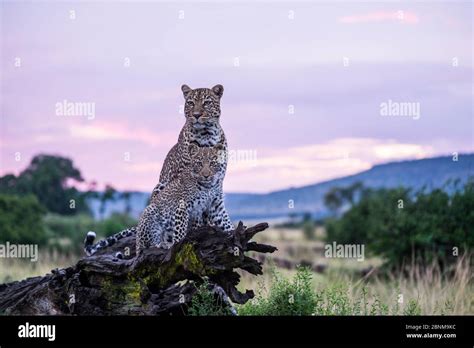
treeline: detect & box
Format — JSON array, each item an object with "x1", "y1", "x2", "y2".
[
  {"x1": 0, "y1": 154, "x2": 137, "y2": 253},
  {"x1": 0, "y1": 155, "x2": 88, "y2": 215},
  {"x1": 324, "y1": 180, "x2": 474, "y2": 269}
]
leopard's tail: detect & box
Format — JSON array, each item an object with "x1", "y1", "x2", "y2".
[{"x1": 84, "y1": 227, "x2": 137, "y2": 256}]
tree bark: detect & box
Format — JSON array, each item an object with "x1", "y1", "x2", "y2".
[{"x1": 0, "y1": 222, "x2": 276, "y2": 315}]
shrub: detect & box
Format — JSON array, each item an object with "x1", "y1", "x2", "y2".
[
  {"x1": 302, "y1": 214, "x2": 316, "y2": 241},
  {"x1": 239, "y1": 267, "x2": 317, "y2": 316},
  {"x1": 43, "y1": 214, "x2": 96, "y2": 253},
  {"x1": 187, "y1": 280, "x2": 233, "y2": 316},
  {"x1": 98, "y1": 213, "x2": 137, "y2": 237},
  {"x1": 403, "y1": 299, "x2": 422, "y2": 315},
  {"x1": 0, "y1": 154, "x2": 89, "y2": 215},
  {"x1": 325, "y1": 181, "x2": 474, "y2": 269},
  {"x1": 0, "y1": 194, "x2": 48, "y2": 245},
  {"x1": 240, "y1": 275, "x2": 424, "y2": 316},
  {"x1": 43, "y1": 212, "x2": 137, "y2": 254}
]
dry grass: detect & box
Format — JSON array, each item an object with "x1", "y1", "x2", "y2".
[
  {"x1": 0, "y1": 251, "x2": 79, "y2": 284},
  {"x1": 240, "y1": 227, "x2": 473, "y2": 315},
  {"x1": 374, "y1": 254, "x2": 473, "y2": 315},
  {"x1": 238, "y1": 254, "x2": 473, "y2": 315},
  {"x1": 1, "y1": 227, "x2": 472, "y2": 315}
]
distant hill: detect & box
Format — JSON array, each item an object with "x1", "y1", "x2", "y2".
[{"x1": 89, "y1": 154, "x2": 474, "y2": 221}]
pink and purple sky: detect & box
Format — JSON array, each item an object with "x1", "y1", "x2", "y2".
[{"x1": 1, "y1": 1, "x2": 472, "y2": 193}]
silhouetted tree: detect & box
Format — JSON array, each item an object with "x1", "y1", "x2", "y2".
[
  {"x1": 121, "y1": 191, "x2": 132, "y2": 216},
  {"x1": 0, "y1": 154, "x2": 87, "y2": 215},
  {"x1": 302, "y1": 212, "x2": 315, "y2": 240},
  {"x1": 99, "y1": 184, "x2": 117, "y2": 220},
  {"x1": 324, "y1": 181, "x2": 364, "y2": 215}
]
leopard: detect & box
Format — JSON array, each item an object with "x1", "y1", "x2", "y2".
[
  {"x1": 85, "y1": 143, "x2": 232, "y2": 256},
  {"x1": 150, "y1": 84, "x2": 227, "y2": 201},
  {"x1": 84, "y1": 84, "x2": 233, "y2": 256}
]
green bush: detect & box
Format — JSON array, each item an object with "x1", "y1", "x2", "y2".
[
  {"x1": 302, "y1": 213, "x2": 316, "y2": 240},
  {"x1": 403, "y1": 299, "x2": 422, "y2": 315},
  {"x1": 239, "y1": 269, "x2": 423, "y2": 316},
  {"x1": 0, "y1": 194, "x2": 48, "y2": 245},
  {"x1": 183, "y1": 265, "x2": 430, "y2": 316},
  {"x1": 43, "y1": 214, "x2": 96, "y2": 253},
  {"x1": 187, "y1": 280, "x2": 233, "y2": 316},
  {"x1": 43, "y1": 212, "x2": 137, "y2": 254},
  {"x1": 0, "y1": 154, "x2": 89, "y2": 215},
  {"x1": 99, "y1": 213, "x2": 137, "y2": 237},
  {"x1": 0, "y1": 196, "x2": 133, "y2": 253},
  {"x1": 325, "y1": 187, "x2": 411, "y2": 246},
  {"x1": 325, "y1": 181, "x2": 474, "y2": 269},
  {"x1": 239, "y1": 267, "x2": 317, "y2": 316}
]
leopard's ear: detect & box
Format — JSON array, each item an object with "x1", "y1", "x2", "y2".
[
  {"x1": 214, "y1": 143, "x2": 225, "y2": 152},
  {"x1": 211, "y1": 84, "x2": 224, "y2": 98},
  {"x1": 181, "y1": 84, "x2": 192, "y2": 98},
  {"x1": 188, "y1": 144, "x2": 199, "y2": 157}
]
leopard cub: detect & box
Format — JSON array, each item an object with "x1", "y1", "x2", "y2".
[{"x1": 135, "y1": 143, "x2": 229, "y2": 253}]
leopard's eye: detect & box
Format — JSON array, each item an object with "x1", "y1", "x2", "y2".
[
  {"x1": 193, "y1": 163, "x2": 202, "y2": 172},
  {"x1": 203, "y1": 100, "x2": 212, "y2": 107},
  {"x1": 186, "y1": 100, "x2": 195, "y2": 107}
]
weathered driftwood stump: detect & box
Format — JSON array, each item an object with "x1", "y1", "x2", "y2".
[{"x1": 0, "y1": 222, "x2": 276, "y2": 315}]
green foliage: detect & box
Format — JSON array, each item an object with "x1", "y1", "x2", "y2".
[
  {"x1": 239, "y1": 267, "x2": 317, "y2": 316},
  {"x1": 121, "y1": 191, "x2": 133, "y2": 215},
  {"x1": 187, "y1": 280, "x2": 233, "y2": 316},
  {"x1": 326, "y1": 187, "x2": 411, "y2": 246},
  {"x1": 0, "y1": 154, "x2": 89, "y2": 215},
  {"x1": 43, "y1": 214, "x2": 95, "y2": 253},
  {"x1": 312, "y1": 285, "x2": 399, "y2": 315},
  {"x1": 302, "y1": 213, "x2": 315, "y2": 240},
  {"x1": 0, "y1": 194, "x2": 48, "y2": 245},
  {"x1": 324, "y1": 181, "x2": 364, "y2": 214},
  {"x1": 99, "y1": 185, "x2": 117, "y2": 219},
  {"x1": 325, "y1": 180, "x2": 474, "y2": 268},
  {"x1": 403, "y1": 299, "x2": 422, "y2": 315},
  {"x1": 239, "y1": 269, "x2": 423, "y2": 316},
  {"x1": 99, "y1": 212, "x2": 136, "y2": 237},
  {"x1": 44, "y1": 213, "x2": 137, "y2": 254},
  {"x1": 276, "y1": 213, "x2": 323, "y2": 230}
]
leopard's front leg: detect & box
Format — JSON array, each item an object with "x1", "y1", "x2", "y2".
[
  {"x1": 150, "y1": 181, "x2": 167, "y2": 203},
  {"x1": 208, "y1": 194, "x2": 234, "y2": 232},
  {"x1": 136, "y1": 203, "x2": 162, "y2": 255},
  {"x1": 160, "y1": 199, "x2": 190, "y2": 248}
]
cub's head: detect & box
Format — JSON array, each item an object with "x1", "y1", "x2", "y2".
[
  {"x1": 188, "y1": 143, "x2": 226, "y2": 185},
  {"x1": 181, "y1": 84, "x2": 224, "y2": 129}
]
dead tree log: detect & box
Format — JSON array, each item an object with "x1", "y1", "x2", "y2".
[{"x1": 0, "y1": 222, "x2": 276, "y2": 315}]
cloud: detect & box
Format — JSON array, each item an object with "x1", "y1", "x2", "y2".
[
  {"x1": 67, "y1": 121, "x2": 176, "y2": 148},
  {"x1": 373, "y1": 143, "x2": 431, "y2": 160},
  {"x1": 126, "y1": 162, "x2": 162, "y2": 173},
  {"x1": 339, "y1": 11, "x2": 419, "y2": 25},
  {"x1": 224, "y1": 138, "x2": 434, "y2": 192}
]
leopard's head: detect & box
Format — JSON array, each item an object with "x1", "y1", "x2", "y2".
[
  {"x1": 181, "y1": 84, "x2": 223, "y2": 129},
  {"x1": 188, "y1": 143, "x2": 226, "y2": 186}
]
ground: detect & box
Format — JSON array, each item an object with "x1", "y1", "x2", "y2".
[{"x1": 1, "y1": 226, "x2": 472, "y2": 315}]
